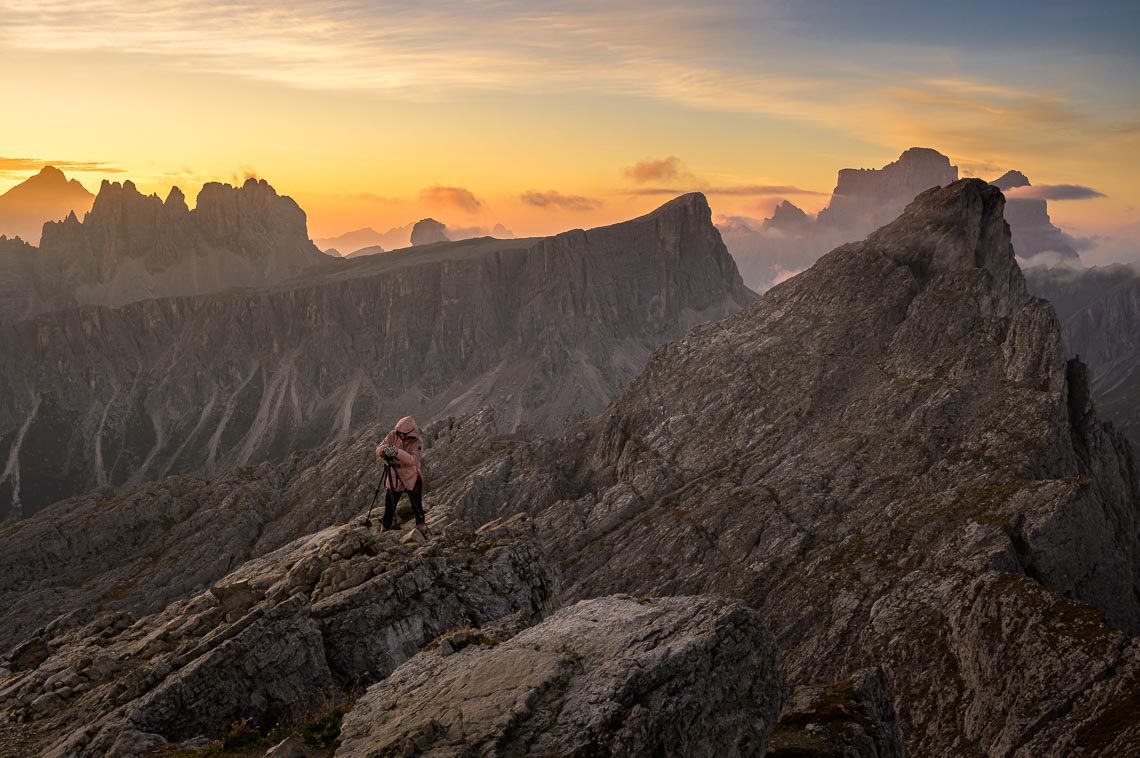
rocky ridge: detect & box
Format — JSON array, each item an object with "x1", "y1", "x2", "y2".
[
  {"x1": 0, "y1": 192, "x2": 754, "y2": 519},
  {"x1": 429, "y1": 180, "x2": 1140, "y2": 753}
]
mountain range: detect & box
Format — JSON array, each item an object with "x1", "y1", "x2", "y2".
[
  {"x1": 0, "y1": 177, "x2": 329, "y2": 325},
  {"x1": 316, "y1": 221, "x2": 515, "y2": 257},
  {"x1": 0, "y1": 192, "x2": 753, "y2": 520},
  {"x1": 1, "y1": 180, "x2": 1136, "y2": 755}
]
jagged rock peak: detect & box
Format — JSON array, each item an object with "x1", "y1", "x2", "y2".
[
  {"x1": 34, "y1": 165, "x2": 65, "y2": 182},
  {"x1": 623, "y1": 192, "x2": 716, "y2": 230},
  {"x1": 865, "y1": 178, "x2": 1025, "y2": 311},
  {"x1": 163, "y1": 186, "x2": 188, "y2": 213},
  {"x1": 410, "y1": 217, "x2": 449, "y2": 246},
  {"x1": 762, "y1": 200, "x2": 811, "y2": 231},
  {"x1": 991, "y1": 169, "x2": 1031, "y2": 190}
]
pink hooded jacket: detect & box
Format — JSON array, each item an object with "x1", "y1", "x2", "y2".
[{"x1": 376, "y1": 416, "x2": 423, "y2": 492}]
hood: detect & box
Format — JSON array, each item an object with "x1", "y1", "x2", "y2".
[{"x1": 394, "y1": 416, "x2": 419, "y2": 437}]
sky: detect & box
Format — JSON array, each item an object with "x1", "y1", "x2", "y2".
[{"x1": 1, "y1": 0, "x2": 1138, "y2": 257}]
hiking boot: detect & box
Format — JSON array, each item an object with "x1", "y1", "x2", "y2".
[{"x1": 416, "y1": 522, "x2": 429, "y2": 536}]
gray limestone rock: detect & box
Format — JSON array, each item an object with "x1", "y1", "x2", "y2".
[
  {"x1": 0, "y1": 192, "x2": 753, "y2": 519},
  {"x1": 0, "y1": 520, "x2": 554, "y2": 757},
  {"x1": 336, "y1": 595, "x2": 784, "y2": 757},
  {"x1": 431, "y1": 180, "x2": 1140, "y2": 753}
]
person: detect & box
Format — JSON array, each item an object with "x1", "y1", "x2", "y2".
[{"x1": 375, "y1": 416, "x2": 427, "y2": 533}]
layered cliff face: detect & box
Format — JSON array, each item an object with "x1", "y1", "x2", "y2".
[
  {"x1": 432, "y1": 180, "x2": 1140, "y2": 753},
  {"x1": 1027, "y1": 263, "x2": 1140, "y2": 446},
  {"x1": 0, "y1": 193, "x2": 754, "y2": 519},
  {"x1": 0, "y1": 178, "x2": 329, "y2": 325}
]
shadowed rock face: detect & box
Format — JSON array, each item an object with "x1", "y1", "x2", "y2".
[
  {"x1": 336, "y1": 595, "x2": 784, "y2": 758},
  {"x1": 0, "y1": 192, "x2": 754, "y2": 519},
  {"x1": 0, "y1": 177, "x2": 329, "y2": 325},
  {"x1": 1026, "y1": 264, "x2": 1140, "y2": 448},
  {"x1": 429, "y1": 180, "x2": 1140, "y2": 754},
  {"x1": 768, "y1": 668, "x2": 905, "y2": 758}
]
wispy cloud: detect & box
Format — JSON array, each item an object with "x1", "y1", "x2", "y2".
[
  {"x1": 1006, "y1": 184, "x2": 1106, "y2": 201},
  {"x1": 419, "y1": 185, "x2": 482, "y2": 214},
  {"x1": 0, "y1": 156, "x2": 124, "y2": 177},
  {"x1": 520, "y1": 190, "x2": 602, "y2": 211}
]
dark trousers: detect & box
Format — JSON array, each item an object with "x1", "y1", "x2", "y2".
[{"x1": 383, "y1": 478, "x2": 424, "y2": 529}]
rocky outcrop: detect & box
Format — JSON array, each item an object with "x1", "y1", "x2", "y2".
[
  {"x1": 410, "y1": 217, "x2": 449, "y2": 246},
  {"x1": 431, "y1": 180, "x2": 1140, "y2": 753},
  {"x1": 0, "y1": 192, "x2": 754, "y2": 519},
  {"x1": 336, "y1": 595, "x2": 784, "y2": 757},
  {"x1": 0, "y1": 516, "x2": 553, "y2": 757},
  {"x1": 0, "y1": 166, "x2": 94, "y2": 246},
  {"x1": 1027, "y1": 263, "x2": 1140, "y2": 446},
  {"x1": 768, "y1": 668, "x2": 904, "y2": 758},
  {"x1": 0, "y1": 177, "x2": 329, "y2": 325}
]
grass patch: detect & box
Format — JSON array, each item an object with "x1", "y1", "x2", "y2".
[{"x1": 165, "y1": 700, "x2": 351, "y2": 757}]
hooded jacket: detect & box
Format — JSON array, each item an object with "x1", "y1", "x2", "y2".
[{"x1": 377, "y1": 416, "x2": 424, "y2": 492}]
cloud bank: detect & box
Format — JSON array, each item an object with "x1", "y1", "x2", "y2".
[{"x1": 1006, "y1": 183, "x2": 1107, "y2": 201}]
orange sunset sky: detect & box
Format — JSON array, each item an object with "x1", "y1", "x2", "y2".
[{"x1": 2, "y1": 1, "x2": 1138, "y2": 261}]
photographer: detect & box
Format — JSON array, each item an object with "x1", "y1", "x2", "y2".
[{"x1": 375, "y1": 416, "x2": 426, "y2": 533}]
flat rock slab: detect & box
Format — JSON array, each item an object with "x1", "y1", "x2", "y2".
[{"x1": 337, "y1": 594, "x2": 784, "y2": 757}]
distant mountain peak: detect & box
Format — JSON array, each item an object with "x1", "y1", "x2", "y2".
[
  {"x1": 761, "y1": 200, "x2": 810, "y2": 232},
  {"x1": 0, "y1": 165, "x2": 95, "y2": 245},
  {"x1": 991, "y1": 170, "x2": 1031, "y2": 191},
  {"x1": 411, "y1": 217, "x2": 450, "y2": 246}
]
